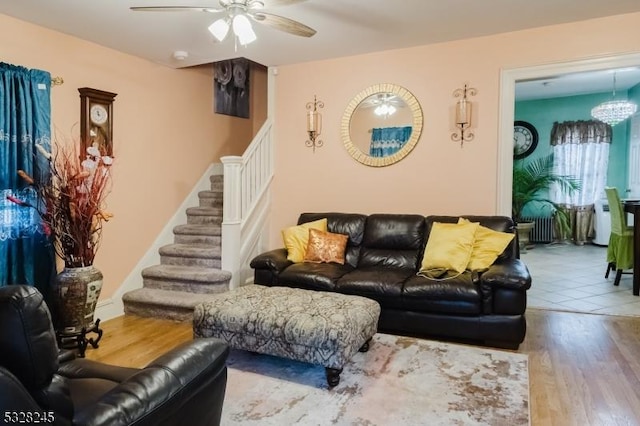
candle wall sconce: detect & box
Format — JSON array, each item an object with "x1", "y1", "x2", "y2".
[
  {"x1": 451, "y1": 84, "x2": 477, "y2": 147},
  {"x1": 306, "y1": 96, "x2": 324, "y2": 152}
]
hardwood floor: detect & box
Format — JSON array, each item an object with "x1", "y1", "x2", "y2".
[
  {"x1": 520, "y1": 308, "x2": 640, "y2": 425},
  {"x1": 85, "y1": 315, "x2": 192, "y2": 367},
  {"x1": 85, "y1": 310, "x2": 640, "y2": 425}
]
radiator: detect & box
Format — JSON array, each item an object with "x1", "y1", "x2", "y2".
[{"x1": 520, "y1": 216, "x2": 555, "y2": 243}]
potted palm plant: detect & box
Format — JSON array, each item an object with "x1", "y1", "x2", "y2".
[{"x1": 512, "y1": 153, "x2": 581, "y2": 247}]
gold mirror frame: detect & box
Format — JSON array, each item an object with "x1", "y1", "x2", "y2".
[{"x1": 341, "y1": 83, "x2": 423, "y2": 167}]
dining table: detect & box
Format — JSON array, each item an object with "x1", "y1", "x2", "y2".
[{"x1": 623, "y1": 199, "x2": 640, "y2": 296}]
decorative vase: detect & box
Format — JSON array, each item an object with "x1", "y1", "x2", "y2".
[
  {"x1": 51, "y1": 265, "x2": 103, "y2": 333},
  {"x1": 516, "y1": 221, "x2": 535, "y2": 252}
]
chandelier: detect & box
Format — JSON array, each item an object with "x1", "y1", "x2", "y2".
[{"x1": 591, "y1": 72, "x2": 637, "y2": 126}]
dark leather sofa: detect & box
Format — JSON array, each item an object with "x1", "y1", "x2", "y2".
[
  {"x1": 250, "y1": 213, "x2": 532, "y2": 349},
  {"x1": 0, "y1": 285, "x2": 229, "y2": 426}
]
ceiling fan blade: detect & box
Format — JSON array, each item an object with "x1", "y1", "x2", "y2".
[
  {"x1": 249, "y1": 11, "x2": 316, "y2": 37},
  {"x1": 130, "y1": 6, "x2": 223, "y2": 13},
  {"x1": 257, "y1": 0, "x2": 309, "y2": 8}
]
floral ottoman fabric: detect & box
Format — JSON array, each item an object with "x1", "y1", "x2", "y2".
[{"x1": 193, "y1": 285, "x2": 380, "y2": 370}]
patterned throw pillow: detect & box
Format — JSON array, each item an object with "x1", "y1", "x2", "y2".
[{"x1": 304, "y1": 228, "x2": 349, "y2": 264}]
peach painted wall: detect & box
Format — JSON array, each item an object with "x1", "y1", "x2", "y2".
[
  {"x1": 252, "y1": 64, "x2": 268, "y2": 136},
  {"x1": 269, "y1": 12, "x2": 640, "y2": 249},
  {"x1": 0, "y1": 13, "x2": 234, "y2": 298}
]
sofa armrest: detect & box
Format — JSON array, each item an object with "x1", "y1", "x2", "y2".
[
  {"x1": 480, "y1": 258, "x2": 532, "y2": 291},
  {"x1": 73, "y1": 338, "x2": 229, "y2": 426},
  {"x1": 250, "y1": 248, "x2": 292, "y2": 273},
  {"x1": 479, "y1": 259, "x2": 531, "y2": 315}
]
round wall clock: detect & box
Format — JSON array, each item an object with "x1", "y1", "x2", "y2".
[{"x1": 513, "y1": 120, "x2": 538, "y2": 159}]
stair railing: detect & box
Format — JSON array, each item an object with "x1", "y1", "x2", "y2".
[{"x1": 221, "y1": 118, "x2": 274, "y2": 288}]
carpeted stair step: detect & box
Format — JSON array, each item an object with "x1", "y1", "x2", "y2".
[
  {"x1": 159, "y1": 243, "x2": 221, "y2": 268},
  {"x1": 210, "y1": 175, "x2": 223, "y2": 192},
  {"x1": 123, "y1": 288, "x2": 218, "y2": 322},
  {"x1": 124, "y1": 171, "x2": 228, "y2": 323},
  {"x1": 198, "y1": 190, "x2": 223, "y2": 208},
  {"x1": 186, "y1": 207, "x2": 223, "y2": 225},
  {"x1": 173, "y1": 224, "x2": 221, "y2": 245},
  {"x1": 141, "y1": 264, "x2": 230, "y2": 294}
]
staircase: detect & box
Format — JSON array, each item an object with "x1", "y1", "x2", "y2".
[{"x1": 122, "y1": 174, "x2": 231, "y2": 321}]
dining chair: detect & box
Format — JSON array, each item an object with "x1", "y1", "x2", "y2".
[{"x1": 604, "y1": 187, "x2": 634, "y2": 286}]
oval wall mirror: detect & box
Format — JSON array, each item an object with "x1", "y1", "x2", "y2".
[{"x1": 341, "y1": 83, "x2": 423, "y2": 167}]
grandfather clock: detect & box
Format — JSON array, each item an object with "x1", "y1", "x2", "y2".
[{"x1": 79, "y1": 88, "x2": 117, "y2": 156}]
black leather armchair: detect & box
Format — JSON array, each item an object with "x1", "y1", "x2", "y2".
[{"x1": 0, "y1": 285, "x2": 229, "y2": 426}]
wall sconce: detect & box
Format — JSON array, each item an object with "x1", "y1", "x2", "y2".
[
  {"x1": 306, "y1": 95, "x2": 324, "y2": 152},
  {"x1": 451, "y1": 83, "x2": 477, "y2": 147}
]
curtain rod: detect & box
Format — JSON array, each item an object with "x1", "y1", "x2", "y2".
[{"x1": 51, "y1": 76, "x2": 64, "y2": 86}]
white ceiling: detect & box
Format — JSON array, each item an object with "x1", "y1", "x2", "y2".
[
  {"x1": 2, "y1": 0, "x2": 640, "y2": 99},
  {"x1": 515, "y1": 67, "x2": 640, "y2": 101}
]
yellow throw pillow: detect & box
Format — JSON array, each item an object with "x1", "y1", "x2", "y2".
[
  {"x1": 304, "y1": 228, "x2": 349, "y2": 264},
  {"x1": 282, "y1": 218, "x2": 328, "y2": 263},
  {"x1": 420, "y1": 221, "x2": 479, "y2": 275},
  {"x1": 458, "y1": 218, "x2": 515, "y2": 271}
]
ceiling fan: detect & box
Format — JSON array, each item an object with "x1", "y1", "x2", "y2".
[{"x1": 131, "y1": 0, "x2": 316, "y2": 46}]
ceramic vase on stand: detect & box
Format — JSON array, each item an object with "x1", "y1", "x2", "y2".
[{"x1": 51, "y1": 264, "x2": 104, "y2": 357}]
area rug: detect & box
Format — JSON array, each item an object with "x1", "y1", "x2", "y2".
[{"x1": 221, "y1": 333, "x2": 529, "y2": 425}]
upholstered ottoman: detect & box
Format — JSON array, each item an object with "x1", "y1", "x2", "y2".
[{"x1": 193, "y1": 284, "x2": 380, "y2": 387}]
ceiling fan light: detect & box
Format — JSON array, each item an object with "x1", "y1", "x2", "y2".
[
  {"x1": 237, "y1": 28, "x2": 257, "y2": 45},
  {"x1": 232, "y1": 14, "x2": 256, "y2": 45},
  {"x1": 374, "y1": 103, "x2": 396, "y2": 117},
  {"x1": 208, "y1": 18, "x2": 230, "y2": 42}
]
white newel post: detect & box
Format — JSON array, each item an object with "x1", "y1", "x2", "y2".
[{"x1": 221, "y1": 156, "x2": 243, "y2": 289}]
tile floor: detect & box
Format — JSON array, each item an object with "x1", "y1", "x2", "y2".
[{"x1": 521, "y1": 242, "x2": 640, "y2": 316}]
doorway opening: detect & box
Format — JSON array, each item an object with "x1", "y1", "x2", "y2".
[
  {"x1": 497, "y1": 52, "x2": 640, "y2": 216},
  {"x1": 498, "y1": 52, "x2": 640, "y2": 316}
]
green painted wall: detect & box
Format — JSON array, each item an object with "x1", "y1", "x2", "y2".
[
  {"x1": 629, "y1": 82, "x2": 640, "y2": 110},
  {"x1": 515, "y1": 92, "x2": 631, "y2": 216}
]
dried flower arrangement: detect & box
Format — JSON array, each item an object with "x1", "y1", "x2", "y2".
[{"x1": 7, "y1": 141, "x2": 114, "y2": 268}]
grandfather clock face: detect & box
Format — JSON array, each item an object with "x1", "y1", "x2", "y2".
[{"x1": 79, "y1": 88, "x2": 117, "y2": 156}]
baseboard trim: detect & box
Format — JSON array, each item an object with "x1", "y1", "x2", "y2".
[{"x1": 94, "y1": 297, "x2": 121, "y2": 322}]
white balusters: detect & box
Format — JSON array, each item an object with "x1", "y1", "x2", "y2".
[{"x1": 221, "y1": 119, "x2": 274, "y2": 288}]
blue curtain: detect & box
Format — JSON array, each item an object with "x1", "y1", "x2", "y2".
[
  {"x1": 0, "y1": 63, "x2": 55, "y2": 294},
  {"x1": 369, "y1": 126, "x2": 412, "y2": 157}
]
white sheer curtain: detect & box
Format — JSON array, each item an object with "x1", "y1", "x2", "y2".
[{"x1": 550, "y1": 120, "x2": 611, "y2": 243}]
